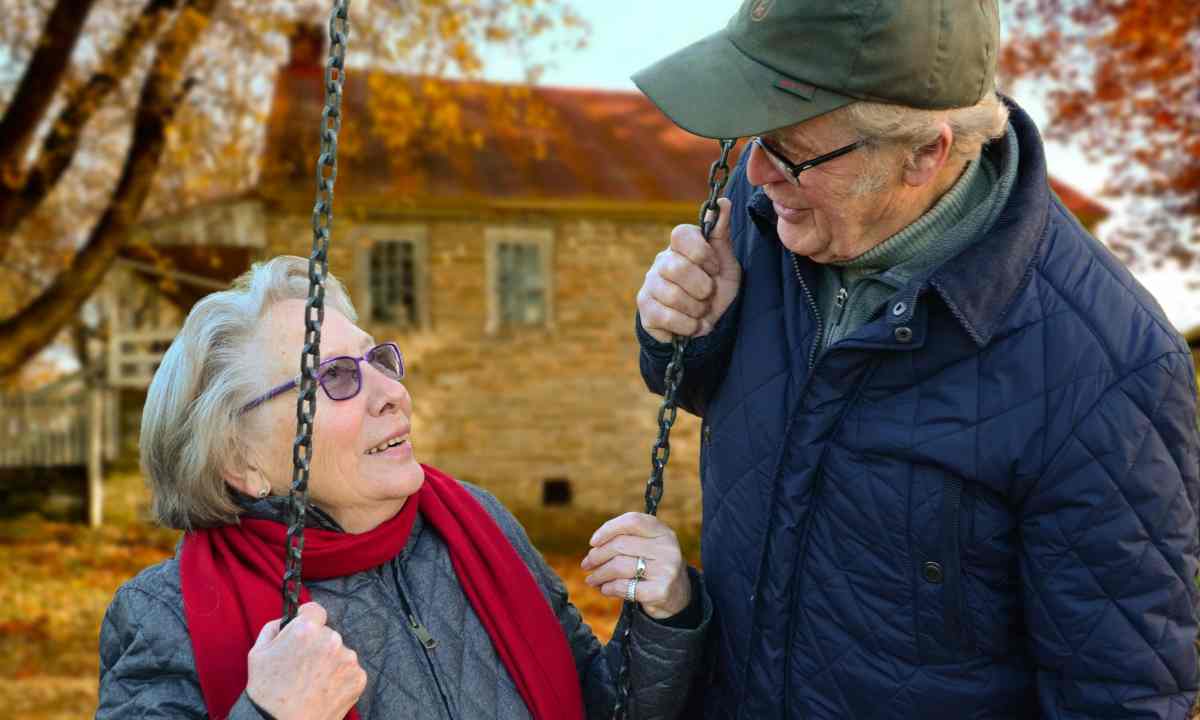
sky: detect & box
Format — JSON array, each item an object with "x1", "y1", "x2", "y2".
[{"x1": 481, "y1": 1, "x2": 1200, "y2": 333}]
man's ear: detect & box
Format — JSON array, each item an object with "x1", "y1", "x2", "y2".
[{"x1": 903, "y1": 122, "x2": 954, "y2": 188}]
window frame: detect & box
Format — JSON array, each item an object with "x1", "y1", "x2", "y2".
[
  {"x1": 484, "y1": 226, "x2": 555, "y2": 335},
  {"x1": 355, "y1": 224, "x2": 431, "y2": 331}
]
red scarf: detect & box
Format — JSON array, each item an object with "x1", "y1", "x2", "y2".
[{"x1": 180, "y1": 464, "x2": 584, "y2": 720}]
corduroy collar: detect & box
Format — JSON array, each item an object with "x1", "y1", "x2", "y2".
[{"x1": 925, "y1": 98, "x2": 1051, "y2": 346}]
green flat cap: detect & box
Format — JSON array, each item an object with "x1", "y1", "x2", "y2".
[{"x1": 633, "y1": 0, "x2": 1000, "y2": 139}]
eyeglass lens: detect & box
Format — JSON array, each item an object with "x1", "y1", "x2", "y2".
[
  {"x1": 319, "y1": 358, "x2": 361, "y2": 400},
  {"x1": 756, "y1": 138, "x2": 796, "y2": 182},
  {"x1": 317, "y1": 344, "x2": 405, "y2": 401},
  {"x1": 367, "y1": 344, "x2": 404, "y2": 380}
]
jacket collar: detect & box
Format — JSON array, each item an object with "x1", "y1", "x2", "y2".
[
  {"x1": 926, "y1": 98, "x2": 1050, "y2": 346},
  {"x1": 747, "y1": 97, "x2": 1051, "y2": 348}
]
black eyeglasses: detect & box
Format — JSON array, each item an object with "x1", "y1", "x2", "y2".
[
  {"x1": 752, "y1": 135, "x2": 866, "y2": 185},
  {"x1": 241, "y1": 342, "x2": 405, "y2": 414}
]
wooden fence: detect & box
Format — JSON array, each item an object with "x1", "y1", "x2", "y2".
[
  {"x1": 0, "y1": 374, "x2": 89, "y2": 468},
  {"x1": 0, "y1": 374, "x2": 116, "y2": 525}
]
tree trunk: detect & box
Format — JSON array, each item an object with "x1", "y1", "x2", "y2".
[{"x1": 0, "y1": 0, "x2": 219, "y2": 381}]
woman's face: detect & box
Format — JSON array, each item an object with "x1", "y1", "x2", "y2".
[{"x1": 243, "y1": 298, "x2": 423, "y2": 532}]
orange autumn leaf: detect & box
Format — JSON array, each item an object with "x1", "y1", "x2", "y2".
[{"x1": 1002, "y1": 0, "x2": 1200, "y2": 268}]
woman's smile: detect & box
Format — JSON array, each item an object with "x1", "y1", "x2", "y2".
[{"x1": 366, "y1": 437, "x2": 413, "y2": 460}]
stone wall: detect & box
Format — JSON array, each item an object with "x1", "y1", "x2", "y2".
[{"x1": 263, "y1": 210, "x2": 704, "y2": 532}]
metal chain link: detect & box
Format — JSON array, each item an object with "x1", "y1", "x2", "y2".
[
  {"x1": 282, "y1": 0, "x2": 350, "y2": 626},
  {"x1": 611, "y1": 138, "x2": 735, "y2": 719}
]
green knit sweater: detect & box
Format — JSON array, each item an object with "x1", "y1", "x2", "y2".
[{"x1": 815, "y1": 124, "x2": 1019, "y2": 354}]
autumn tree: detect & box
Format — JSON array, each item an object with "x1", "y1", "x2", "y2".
[
  {"x1": 0, "y1": 0, "x2": 585, "y2": 381},
  {"x1": 1001, "y1": 0, "x2": 1200, "y2": 268}
]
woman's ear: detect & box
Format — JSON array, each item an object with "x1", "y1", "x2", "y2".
[
  {"x1": 222, "y1": 455, "x2": 270, "y2": 499},
  {"x1": 903, "y1": 122, "x2": 954, "y2": 188}
]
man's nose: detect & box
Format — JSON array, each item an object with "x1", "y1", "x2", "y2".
[{"x1": 746, "y1": 140, "x2": 785, "y2": 187}]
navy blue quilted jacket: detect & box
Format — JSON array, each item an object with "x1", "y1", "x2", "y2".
[{"x1": 637, "y1": 100, "x2": 1200, "y2": 719}]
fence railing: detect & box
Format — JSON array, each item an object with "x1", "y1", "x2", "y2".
[{"x1": 0, "y1": 374, "x2": 88, "y2": 468}]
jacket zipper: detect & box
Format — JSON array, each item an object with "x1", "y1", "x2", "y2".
[
  {"x1": 787, "y1": 252, "x2": 894, "y2": 714},
  {"x1": 393, "y1": 579, "x2": 455, "y2": 719},
  {"x1": 791, "y1": 253, "x2": 824, "y2": 369}
]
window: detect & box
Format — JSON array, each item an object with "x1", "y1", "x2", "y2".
[
  {"x1": 358, "y1": 226, "x2": 429, "y2": 329},
  {"x1": 497, "y1": 243, "x2": 545, "y2": 326},
  {"x1": 486, "y1": 227, "x2": 553, "y2": 333},
  {"x1": 369, "y1": 241, "x2": 418, "y2": 326}
]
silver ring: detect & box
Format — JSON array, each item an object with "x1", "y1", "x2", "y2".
[
  {"x1": 634, "y1": 556, "x2": 647, "y2": 581},
  {"x1": 625, "y1": 577, "x2": 639, "y2": 603}
]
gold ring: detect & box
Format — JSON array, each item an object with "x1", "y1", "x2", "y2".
[{"x1": 634, "y1": 556, "x2": 647, "y2": 581}]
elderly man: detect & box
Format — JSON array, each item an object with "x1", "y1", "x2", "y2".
[{"x1": 633, "y1": 2, "x2": 1200, "y2": 718}]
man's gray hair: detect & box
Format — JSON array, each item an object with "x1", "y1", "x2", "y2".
[
  {"x1": 139, "y1": 255, "x2": 357, "y2": 530},
  {"x1": 839, "y1": 91, "x2": 1010, "y2": 194}
]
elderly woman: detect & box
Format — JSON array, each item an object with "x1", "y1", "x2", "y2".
[{"x1": 97, "y1": 256, "x2": 709, "y2": 720}]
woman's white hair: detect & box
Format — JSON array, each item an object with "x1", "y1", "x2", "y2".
[
  {"x1": 140, "y1": 255, "x2": 357, "y2": 530},
  {"x1": 836, "y1": 90, "x2": 1010, "y2": 194}
]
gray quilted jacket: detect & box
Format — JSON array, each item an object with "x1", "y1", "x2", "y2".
[{"x1": 96, "y1": 483, "x2": 711, "y2": 719}]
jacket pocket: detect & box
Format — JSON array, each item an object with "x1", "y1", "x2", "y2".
[{"x1": 937, "y1": 474, "x2": 973, "y2": 652}]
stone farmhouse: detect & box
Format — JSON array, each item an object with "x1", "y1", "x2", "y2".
[{"x1": 8, "y1": 25, "x2": 1109, "y2": 526}]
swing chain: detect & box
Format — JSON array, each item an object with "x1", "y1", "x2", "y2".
[
  {"x1": 611, "y1": 137, "x2": 735, "y2": 720},
  {"x1": 283, "y1": 0, "x2": 351, "y2": 626}
]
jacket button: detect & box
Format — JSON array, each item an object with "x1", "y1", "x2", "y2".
[
  {"x1": 895, "y1": 326, "x2": 913, "y2": 343},
  {"x1": 922, "y1": 561, "x2": 944, "y2": 584}
]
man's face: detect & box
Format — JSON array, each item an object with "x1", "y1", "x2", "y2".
[{"x1": 747, "y1": 113, "x2": 902, "y2": 264}]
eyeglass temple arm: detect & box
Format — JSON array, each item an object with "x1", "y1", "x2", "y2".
[
  {"x1": 242, "y1": 375, "x2": 302, "y2": 413},
  {"x1": 798, "y1": 140, "x2": 867, "y2": 173}
]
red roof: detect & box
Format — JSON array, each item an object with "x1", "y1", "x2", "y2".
[
  {"x1": 260, "y1": 69, "x2": 743, "y2": 207},
  {"x1": 1047, "y1": 177, "x2": 1109, "y2": 226},
  {"x1": 259, "y1": 35, "x2": 1106, "y2": 221}
]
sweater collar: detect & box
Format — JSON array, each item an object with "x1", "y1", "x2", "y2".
[{"x1": 840, "y1": 152, "x2": 990, "y2": 280}]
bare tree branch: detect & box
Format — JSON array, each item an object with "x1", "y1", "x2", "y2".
[
  {"x1": 0, "y1": 0, "x2": 182, "y2": 244},
  {"x1": 0, "y1": 0, "x2": 219, "y2": 380},
  {"x1": 0, "y1": 0, "x2": 99, "y2": 186}
]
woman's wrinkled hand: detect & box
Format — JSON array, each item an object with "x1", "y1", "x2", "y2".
[
  {"x1": 581, "y1": 512, "x2": 691, "y2": 620},
  {"x1": 246, "y1": 602, "x2": 367, "y2": 720}
]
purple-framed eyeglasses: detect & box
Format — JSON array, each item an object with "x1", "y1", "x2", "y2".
[
  {"x1": 752, "y1": 135, "x2": 866, "y2": 185},
  {"x1": 240, "y1": 342, "x2": 405, "y2": 414}
]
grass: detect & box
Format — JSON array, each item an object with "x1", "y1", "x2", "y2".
[{"x1": 0, "y1": 470, "x2": 634, "y2": 718}]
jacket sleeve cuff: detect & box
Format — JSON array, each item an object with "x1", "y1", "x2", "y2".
[
  {"x1": 648, "y1": 570, "x2": 704, "y2": 630},
  {"x1": 233, "y1": 691, "x2": 276, "y2": 720},
  {"x1": 635, "y1": 302, "x2": 740, "y2": 366},
  {"x1": 635, "y1": 311, "x2": 677, "y2": 362},
  {"x1": 632, "y1": 566, "x2": 711, "y2": 642}
]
